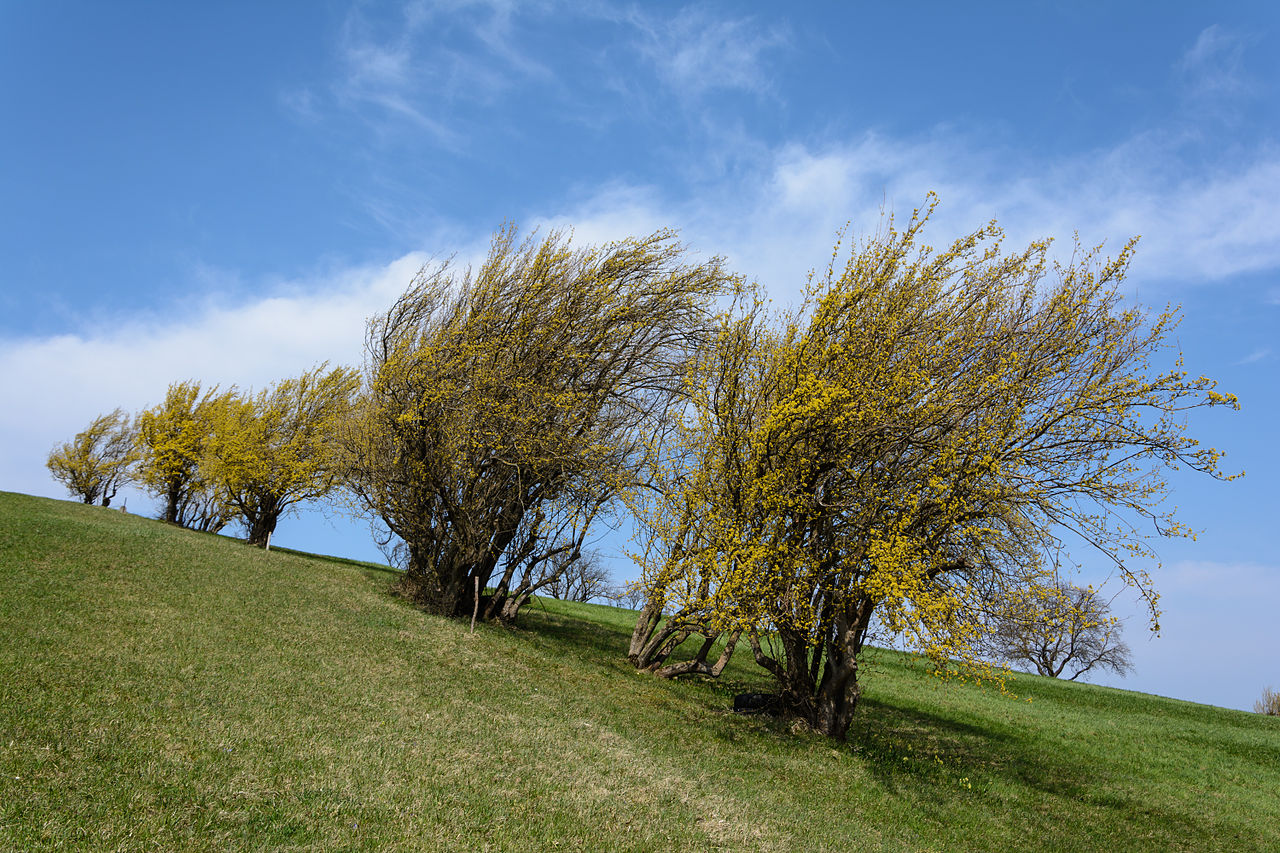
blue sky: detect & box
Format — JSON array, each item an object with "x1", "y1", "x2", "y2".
[{"x1": 3, "y1": 1, "x2": 1277, "y2": 712}]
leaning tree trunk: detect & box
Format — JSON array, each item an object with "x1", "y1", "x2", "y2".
[
  {"x1": 653, "y1": 630, "x2": 741, "y2": 679},
  {"x1": 746, "y1": 624, "x2": 862, "y2": 741},
  {"x1": 398, "y1": 543, "x2": 469, "y2": 616},
  {"x1": 629, "y1": 595, "x2": 667, "y2": 664},
  {"x1": 398, "y1": 538, "x2": 504, "y2": 619}
]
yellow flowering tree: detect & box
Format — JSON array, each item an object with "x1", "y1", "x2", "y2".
[
  {"x1": 206, "y1": 364, "x2": 359, "y2": 547},
  {"x1": 46, "y1": 408, "x2": 138, "y2": 507},
  {"x1": 135, "y1": 381, "x2": 238, "y2": 531},
  {"x1": 630, "y1": 197, "x2": 1239, "y2": 740},
  {"x1": 337, "y1": 224, "x2": 739, "y2": 620}
]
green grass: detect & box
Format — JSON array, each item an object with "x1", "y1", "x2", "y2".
[{"x1": 2, "y1": 491, "x2": 1277, "y2": 851}]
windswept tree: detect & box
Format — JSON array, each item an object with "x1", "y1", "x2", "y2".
[
  {"x1": 136, "y1": 381, "x2": 237, "y2": 531},
  {"x1": 337, "y1": 224, "x2": 739, "y2": 621},
  {"x1": 630, "y1": 197, "x2": 1238, "y2": 740},
  {"x1": 46, "y1": 408, "x2": 137, "y2": 506},
  {"x1": 980, "y1": 581, "x2": 1133, "y2": 680},
  {"x1": 207, "y1": 364, "x2": 359, "y2": 547}
]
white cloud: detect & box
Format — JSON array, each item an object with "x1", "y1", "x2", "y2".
[
  {"x1": 0, "y1": 254, "x2": 426, "y2": 503},
  {"x1": 525, "y1": 130, "x2": 1280, "y2": 303}
]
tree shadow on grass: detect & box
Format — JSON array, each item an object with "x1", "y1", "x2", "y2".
[
  {"x1": 271, "y1": 545, "x2": 401, "y2": 581},
  {"x1": 848, "y1": 696, "x2": 1230, "y2": 847},
  {"x1": 516, "y1": 603, "x2": 635, "y2": 664},
  {"x1": 848, "y1": 696, "x2": 1031, "y2": 787}
]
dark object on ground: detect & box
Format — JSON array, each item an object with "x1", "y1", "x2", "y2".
[{"x1": 733, "y1": 692, "x2": 781, "y2": 715}]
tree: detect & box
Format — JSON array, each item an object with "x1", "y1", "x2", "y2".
[
  {"x1": 337, "y1": 224, "x2": 738, "y2": 622},
  {"x1": 46, "y1": 409, "x2": 137, "y2": 506},
  {"x1": 540, "y1": 551, "x2": 612, "y2": 602},
  {"x1": 629, "y1": 197, "x2": 1238, "y2": 740},
  {"x1": 980, "y1": 581, "x2": 1133, "y2": 680},
  {"x1": 207, "y1": 364, "x2": 358, "y2": 547},
  {"x1": 1255, "y1": 686, "x2": 1280, "y2": 716},
  {"x1": 135, "y1": 381, "x2": 238, "y2": 531}
]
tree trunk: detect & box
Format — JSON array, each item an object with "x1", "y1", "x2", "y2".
[
  {"x1": 164, "y1": 482, "x2": 181, "y2": 524},
  {"x1": 811, "y1": 660, "x2": 860, "y2": 740},
  {"x1": 807, "y1": 609, "x2": 870, "y2": 741},
  {"x1": 398, "y1": 545, "x2": 466, "y2": 616},
  {"x1": 246, "y1": 512, "x2": 279, "y2": 548},
  {"x1": 654, "y1": 630, "x2": 741, "y2": 679}
]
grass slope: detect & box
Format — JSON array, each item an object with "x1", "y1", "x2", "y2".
[{"x1": 2, "y1": 491, "x2": 1277, "y2": 851}]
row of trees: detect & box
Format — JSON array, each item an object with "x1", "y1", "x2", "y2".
[
  {"x1": 48, "y1": 365, "x2": 358, "y2": 547},
  {"x1": 335, "y1": 209, "x2": 1227, "y2": 739},
  {"x1": 47, "y1": 203, "x2": 1236, "y2": 740}
]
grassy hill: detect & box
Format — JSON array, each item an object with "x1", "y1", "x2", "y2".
[{"x1": 2, "y1": 491, "x2": 1277, "y2": 851}]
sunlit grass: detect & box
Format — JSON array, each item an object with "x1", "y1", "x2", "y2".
[{"x1": 2, "y1": 491, "x2": 1277, "y2": 851}]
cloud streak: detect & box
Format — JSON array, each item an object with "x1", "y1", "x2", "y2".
[
  {"x1": 630, "y1": 7, "x2": 790, "y2": 99},
  {"x1": 1235, "y1": 347, "x2": 1272, "y2": 365},
  {"x1": 1179, "y1": 25, "x2": 1255, "y2": 101}
]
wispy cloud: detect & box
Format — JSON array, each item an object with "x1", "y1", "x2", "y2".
[
  {"x1": 1178, "y1": 25, "x2": 1255, "y2": 101},
  {"x1": 332, "y1": 0, "x2": 553, "y2": 145},
  {"x1": 629, "y1": 7, "x2": 789, "y2": 99},
  {"x1": 1235, "y1": 347, "x2": 1272, "y2": 365}
]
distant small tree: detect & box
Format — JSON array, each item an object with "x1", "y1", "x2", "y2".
[
  {"x1": 540, "y1": 552, "x2": 611, "y2": 602},
  {"x1": 46, "y1": 409, "x2": 137, "y2": 506},
  {"x1": 605, "y1": 582, "x2": 649, "y2": 610},
  {"x1": 1256, "y1": 686, "x2": 1280, "y2": 716},
  {"x1": 982, "y1": 582, "x2": 1133, "y2": 681}
]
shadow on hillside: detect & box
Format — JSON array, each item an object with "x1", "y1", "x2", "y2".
[
  {"x1": 272, "y1": 545, "x2": 400, "y2": 579},
  {"x1": 849, "y1": 697, "x2": 1025, "y2": 784},
  {"x1": 859, "y1": 694, "x2": 1231, "y2": 841},
  {"x1": 849, "y1": 696, "x2": 1112, "y2": 805},
  {"x1": 516, "y1": 602, "x2": 635, "y2": 665}
]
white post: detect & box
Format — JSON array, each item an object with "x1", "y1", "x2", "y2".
[{"x1": 470, "y1": 576, "x2": 480, "y2": 634}]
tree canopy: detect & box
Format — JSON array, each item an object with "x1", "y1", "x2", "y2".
[
  {"x1": 629, "y1": 197, "x2": 1238, "y2": 739},
  {"x1": 46, "y1": 408, "x2": 137, "y2": 507},
  {"x1": 207, "y1": 364, "x2": 359, "y2": 547},
  {"x1": 135, "y1": 381, "x2": 238, "y2": 531},
  {"x1": 337, "y1": 224, "x2": 740, "y2": 620}
]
